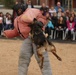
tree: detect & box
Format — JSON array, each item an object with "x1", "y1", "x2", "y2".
[{"x1": 0, "y1": 0, "x2": 15, "y2": 8}]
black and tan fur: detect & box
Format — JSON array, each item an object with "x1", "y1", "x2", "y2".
[{"x1": 29, "y1": 19, "x2": 62, "y2": 69}]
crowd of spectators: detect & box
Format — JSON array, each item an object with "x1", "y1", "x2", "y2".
[
  {"x1": 40, "y1": 2, "x2": 76, "y2": 41},
  {"x1": 0, "y1": 1, "x2": 76, "y2": 41},
  {"x1": 0, "y1": 12, "x2": 13, "y2": 37}
]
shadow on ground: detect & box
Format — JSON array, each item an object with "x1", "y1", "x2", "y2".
[{"x1": 0, "y1": 36, "x2": 76, "y2": 44}]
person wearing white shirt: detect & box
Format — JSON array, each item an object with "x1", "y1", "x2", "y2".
[
  {"x1": 49, "y1": 6, "x2": 56, "y2": 16},
  {"x1": 5, "y1": 14, "x2": 12, "y2": 30}
]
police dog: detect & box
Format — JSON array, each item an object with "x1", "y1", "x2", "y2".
[{"x1": 29, "y1": 19, "x2": 62, "y2": 69}]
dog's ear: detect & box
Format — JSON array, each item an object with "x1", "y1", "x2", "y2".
[
  {"x1": 33, "y1": 18, "x2": 37, "y2": 22},
  {"x1": 28, "y1": 18, "x2": 37, "y2": 28},
  {"x1": 37, "y1": 21, "x2": 44, "y2": 28}
]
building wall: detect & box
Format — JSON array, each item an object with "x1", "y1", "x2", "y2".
[
  {"x1": 48, "y1": 0, "x2": 54, "y2": 7},
  {"x1": 48, "y1": 0, "x2": 76, "y2": 9},
  {"x1": 16, "y1": 0, "x2": 76, "y2": 9},
  {"x1": 73, "y1": 0, "x2": 76, "y2": 8},
  {"x1": 40, "y1": 0, "x2": 46, "y2": 5},
  {"x1": 31, "y1": 0, "x2": 37, "y2": 5}
]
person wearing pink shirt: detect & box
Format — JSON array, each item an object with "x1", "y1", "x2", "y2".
[
  {"x1": 4, "y1": 8, "x2": 53, "y2": 75},
  {"x1": 65, "y1": 16, "x2": 75, "y2": 40}
]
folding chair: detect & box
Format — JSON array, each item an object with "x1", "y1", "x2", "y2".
[{"x1": 54, "y1": 29, "x2": 65, "y2": 40}]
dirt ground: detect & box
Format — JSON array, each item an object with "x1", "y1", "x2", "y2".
[{"x1": 0, "y1": 38, "x2": 76, "y2": 75}]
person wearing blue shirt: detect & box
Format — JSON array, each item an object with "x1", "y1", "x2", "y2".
[
  {"x1": 45, "y1": 16, "x2": 54, "y2": 38},
  {"x1": 55, "y1": 2, "x2": 64, "y2": 12},
  {"x1": 47, "y1": 21, "x2": 54, "y2": 28}
]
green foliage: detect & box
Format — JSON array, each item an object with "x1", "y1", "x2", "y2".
[
  {"x1": 5, "y1": 0, "x2": 15, "y2": 8},
  {"x1": 0, "y1": 0, "x2": 15, "y2": 8}
]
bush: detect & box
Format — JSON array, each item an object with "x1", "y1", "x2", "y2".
[{"x1": 2, "y1": 0, "x2": 15, "y2": 9}]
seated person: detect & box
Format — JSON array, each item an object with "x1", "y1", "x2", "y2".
[
  {"x1": 55, "y1": 16, "x2": 66, "y2": 39},
  {"x1": 45, "y1": 13, "x2": 54, "y2": 38},
  {"x1": 65, "y1": 16, "x2": 75, "y2": 40}
]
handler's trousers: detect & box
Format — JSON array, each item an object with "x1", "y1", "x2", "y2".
[{"x1": 18, "y1": 36, "x2": 52, "y2": 75}]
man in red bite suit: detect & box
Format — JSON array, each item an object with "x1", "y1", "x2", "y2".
[{"x1": 4, "y1": 8, "x2": 52, "y2": 75}]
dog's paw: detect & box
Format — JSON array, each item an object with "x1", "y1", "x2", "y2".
[
  {"x1": 45, "y1": 33, "x2": 48, "y2": 38},
  {"x1": 38, "y1": 47, "x2": 46, "y2": 54},
  {"x1": 51, "y1": 48, "x2": 56, "y2": 53},
  {"x1": 57, "y1": 57, "x2": 62, "y2": 61},
  {"x1": 29, "y1": 33, "x2": 33, "y2": 37}
]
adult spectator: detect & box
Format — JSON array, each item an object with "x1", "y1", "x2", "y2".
[
  {"x1": 12, "y1": 1, "x2": 19, "y2": 18},
  {"x1": 25, "y1": 0, "x2": 34, "y2": 9},
  {"x1": 40, "y1": 3, "x2": 49, "y2": 16},
  {"x1": 12, "y1": 1, "x2": 26, "y2": 17},
  {"x1": 12, "y1": 1, "x2": 26, "y2": 25},
  {"x1": 55, "y1": 2, "x2": 64, "y2": 12}
]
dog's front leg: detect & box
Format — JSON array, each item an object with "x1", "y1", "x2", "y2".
[
  {"x1": 51, "y1": 51, "x2": 62, "y2": 61},
  {"x1": 50, "y1": 45, "x2": 62, "y2": 61},
  {"x1": 46, "y1": 43, "x2": 62, "y2": 61}
]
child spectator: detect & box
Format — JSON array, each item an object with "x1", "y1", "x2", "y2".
[
  {"x1": 57, "y1": 8, "x2": 62, "y2": 19},
  {"x1": 61, "y1": 12, "x2": 66, "y2": 22},
  {"x1": 45, "y1": 13, "x2": 54, "y2": 38},
  {"x1": 65, "y1": 9, "x2": 70, "y2": 21},
  {"x1": 65, "y1": 16, "x2": 75, "y2": 40},
  {"x1": 0, "y1": 12, "x2": 3, "y2": 37},
  {"x1": 5, "y1": 14, "x2": 12, "y2": 30},
  {"x1": 49, "y1": 6, "x2": 56, "y2": 17},
  {"x1": 56, "y1": 16, "x2": 66, "y2": 39}
]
